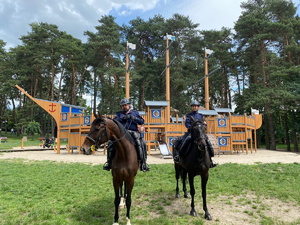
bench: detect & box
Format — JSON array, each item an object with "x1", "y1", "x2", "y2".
[{"x1": 0, "y1": 137, "x2": 8, "y2": 143}]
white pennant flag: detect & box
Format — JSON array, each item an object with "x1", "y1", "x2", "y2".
[
  {"x1": 167, "y1": 34, "x2": 175, "y2": 41},
  {"x1": 127, "y1": 42, "x2": 136, "y2": 50},
  {"x1": 205, "y1": 48, "x2": 214, "y2": 55}
]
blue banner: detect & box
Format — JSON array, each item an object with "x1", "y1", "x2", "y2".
[
  {"x1": 71, "y1": 107, "x2": 83, "y2": 114},
  {"x1": 62, "y1": 106, "x2": 70, "y2": 113}
]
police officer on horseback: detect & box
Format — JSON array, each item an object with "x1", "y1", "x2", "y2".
[
  {"x1": 103, "y1": 98, "x2": 150, "y2": 172},
  {"x1": 173, "y1": 100, "x2": 217, "y2": 168}
]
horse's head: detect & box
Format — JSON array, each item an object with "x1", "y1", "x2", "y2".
[
  {"x1": 80, "y1": 114, "x2": 109, "y2": 155},
  {"x1": 190, "y1": 116, "x2": 207, "y2": 148}
]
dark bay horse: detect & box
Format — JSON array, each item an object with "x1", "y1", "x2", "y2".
[
  {"x1": 173, "y1": 117, "x2": 212, "y2": 220},
  {"x1": 81, "y1": 114, "x2": 139, "y2": 225}
]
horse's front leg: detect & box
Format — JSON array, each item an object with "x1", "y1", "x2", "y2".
[
  {"x1": 125, "y1": 179, "x2": 134, "y2": 225},
  {"x1": 119, "y1": 183, "x2": 125, "y2": 208},
  {"x1": 188, "y1": 174, "x2": 196, "y2": 216},
  {"x1": 113, "y1": 182, "x2": 121, "y2": 225},
  {"x1": 201, "y1": 172, "x2": 212, "y2": 220},
  {"x1": 175, "y1": 164, "x2": 180, "y2": 198},
  {"x1": 181, "y1": 169, "x2": 189, "y2": 198}
]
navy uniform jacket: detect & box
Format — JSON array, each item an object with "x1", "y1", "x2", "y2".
[
  {"x1": 185, "y1": 111, "x2": 205, "y2": 131},
  {"x1": 114, "y1": 110, "x2": 144, "y2": 132}
]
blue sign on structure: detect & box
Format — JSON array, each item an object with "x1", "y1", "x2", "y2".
[
  {"x1": 169, "y1": 137, "x2": 176, "y2": 146},
  {"x1": 84, "y1": 116, "x2": 91, "y2": 125},
  {"x1": 218, "y1": 137, "x2": 228, "y2": 146},
  {"x1": 151, "y1": 109, "x2": 161, "y2": 118},
  {"x1": 218, "y1": 118, "x2": 227, "y2": 127},
  {"x1": 62, "y1": 113, "x2": 68, "y2": 121}
]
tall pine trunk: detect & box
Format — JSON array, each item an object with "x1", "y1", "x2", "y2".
[
  {"x1": 291, "y1": 110, "x2": 299, "y2": 152},
  {"x1": 284, "y1": 112, "x2": 291, "y2": 151},
  {"x1": 266, "y1": 112, "x2": 276, "y2": 150}
]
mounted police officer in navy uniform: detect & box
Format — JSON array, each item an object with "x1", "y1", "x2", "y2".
[
  {"x1": 173, "y1": 100, "x2": 217, "y2": 168},
  {"x1": 103, "y1": 98, "x2": 150, "y2": 172}
]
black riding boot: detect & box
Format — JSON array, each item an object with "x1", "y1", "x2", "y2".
[
  {"x1": 103, "y1": 141, "x2": 115, "y2": 171},
  {"x1": 173, "y1": 136, "x2": 184, "y2": 163},
  {"x1": 138, "y1": 140, "x2": 150, "y2": 172},
  {"x1": 206, "y1": 137, "x2": 217, "y2": 168}
]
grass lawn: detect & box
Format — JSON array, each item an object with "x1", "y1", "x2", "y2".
[
  {"x1": 0, "y1": 134, "x2": 67, "y2": 150},
  {"x1": 0, "y1": 159, "x2": 299, "y2": 225}
]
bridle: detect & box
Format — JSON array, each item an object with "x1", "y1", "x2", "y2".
[
  {"x1": 86, "y1": 118, "x2": 127, "y2": 147},
  {"x1": 86, "y1": 119, "x2": 108, "y2": 147},
  {"x1": 192, "y1": 121, "x2": 207, "y2": 151}
]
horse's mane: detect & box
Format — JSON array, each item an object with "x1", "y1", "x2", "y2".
[
  {"x1": 92, "y1": 116, "x2": 137, "y2": 146},
  {"x1": 92, "y1": 117, "x2": 103, "y2": 126},
  {"x1": 191, "y1": 119, "x2": 206, "y2": 135},
  {"x1": 111, "y1": 118, "x2": 135, "y2": 145}
]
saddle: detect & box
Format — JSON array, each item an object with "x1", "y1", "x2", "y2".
[{"x1": 175, "y1": 134, "x2": 192, "y2": 157}]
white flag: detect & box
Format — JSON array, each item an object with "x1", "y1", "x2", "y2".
[
  {"x1": 205, "y1": 48, "x2": 214, "y2": 55},
  {"x1": 167, "y1": 35, "x2": 175, "y2": 41},
  {"x1": 127, "y1": 42, "x2": 136, "y2": 50}
]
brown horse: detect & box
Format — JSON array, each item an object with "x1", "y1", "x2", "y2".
[
  {"x1": 81, "y1": 114, "x2": 139, "y2": 225},
  {"x1": 173, "y1": 117, "x2": 212, "y2": 220}
]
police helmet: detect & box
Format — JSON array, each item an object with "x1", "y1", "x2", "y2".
[
  {"x1": 120, "y1": 98, "x2": 130, "y2": 105},
  {"x1": 190, "y1": 100, "x2": 200, "y2": 106}
]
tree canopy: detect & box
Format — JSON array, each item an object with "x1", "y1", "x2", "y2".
[{"x1": 0, "y1": 0, "x2": 299, "y2": 151}]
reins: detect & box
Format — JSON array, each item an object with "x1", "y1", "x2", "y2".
[{"x1": 86, "y1": 118, "x2": 128, "y2": 147}]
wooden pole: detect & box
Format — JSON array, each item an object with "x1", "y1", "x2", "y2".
[
  {"x1": 125, "y1": 45, "x2": 130, "y2": 99},
  {"x1": 166, "y1": 35, "x2": 171, "y2": 124},
  {"x1": 204, "y1": 50, "x2": 209, "y2": 110},
  {"x1": 21, "y1": 137, "x2": 24, "y2": 149}
]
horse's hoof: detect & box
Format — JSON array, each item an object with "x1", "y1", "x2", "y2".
[
  {"x1": 183, "y1": 193, "x2": 189, "y2": 198},
  {"x1": 205, "y1": 213, "x2": 212, "y2": 220},
  {"x1": 112, "y1": 223, "x2": 119, "y2": 225},
  {"x1": 175, "y1": 193, "x2": 180, "y2": 198},
  {"x1": 126, "y1": 217, "x2": 131, "y2": 225},
  {"x1": 190, "y1": 210, "x2": 197, "y2": 217}
]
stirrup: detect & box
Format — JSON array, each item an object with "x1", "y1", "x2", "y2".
[
  {"x1": 140, "y1": 163, "x2": 150, "y2": 172},
  {"x1": 103, "y1": 162, "x2": 111, "y2": 171},
  {"x1": 173, "y1": 155, "x2": 180, "y2": 163},
  {"x1": 210, "y1": 160, "x2": 218, "y2": 168}
]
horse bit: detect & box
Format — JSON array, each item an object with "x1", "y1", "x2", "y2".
[
  {"x1": 86, "y1": 118, "x2": 128, "y2": 148},
  {"x1": 86, "y1": 119, "x2": 108, "y2": 148}
]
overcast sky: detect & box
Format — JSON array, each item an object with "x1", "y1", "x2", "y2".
[{"x1": 1, "y1": 0, "x2": 299, "y2": 50}]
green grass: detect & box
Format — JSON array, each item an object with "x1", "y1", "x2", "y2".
[
  {"x1": 0, "y1": 160, "x2": 299, "y2": 224},
  {"x1": 0, "y1": 134, "x2": 67, "y2": 150}
]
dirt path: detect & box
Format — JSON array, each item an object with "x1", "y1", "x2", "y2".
[{"x1": 0, "y1": 148, "x2": 299, "y2": 165}]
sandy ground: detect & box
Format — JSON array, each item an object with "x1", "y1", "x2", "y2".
[{"x1": 0, "y1": 147, "x2": 299, "y2": 165}]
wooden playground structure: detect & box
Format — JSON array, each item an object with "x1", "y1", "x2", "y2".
[
  {"x1": 15, "y1": 37, "x2": 262, "y2": 155},
  {"x1": 16, "y1": 84, "x2": 261, "y2": 155},
  {"x1": 140, "y1": 101, "x2": 262, "y2": 154}
]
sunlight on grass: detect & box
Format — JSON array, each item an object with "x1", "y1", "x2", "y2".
[{"x1": 0, "y1": 160, "x2": 299, "y2": 224}]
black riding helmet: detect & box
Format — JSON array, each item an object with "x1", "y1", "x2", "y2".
[
  {"x1": 190, "y1": 100, "x2": 200, "y2": 106},
  {"x1": 120, "y1": 98, "x2": 130, "y2": 105}
]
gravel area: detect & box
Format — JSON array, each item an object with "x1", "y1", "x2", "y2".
[{"x1": 0, "y1": 147, "x2": 299, "y2": 165}]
